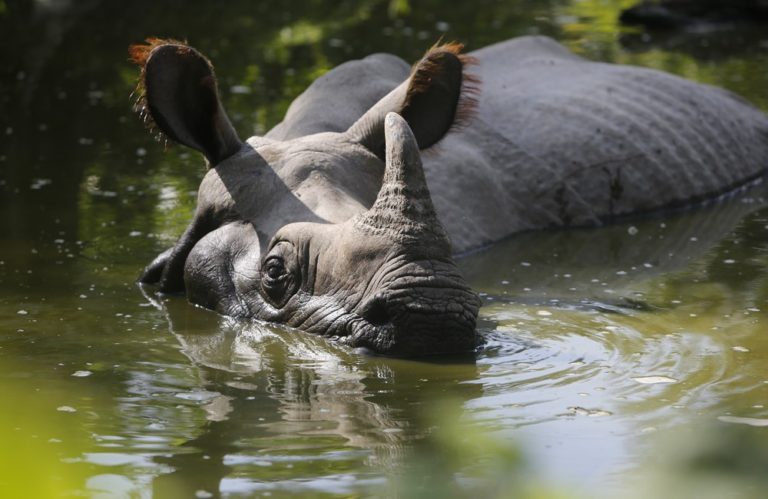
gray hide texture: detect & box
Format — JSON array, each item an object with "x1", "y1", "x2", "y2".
[{"x1": 276, "y1": 36, "x2": 768, "y2": 253}]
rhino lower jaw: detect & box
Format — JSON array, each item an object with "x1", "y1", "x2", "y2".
[
  {"x1": 342, "y1": 324, "x2": 482, "y2": 357},
  {"x1": 339, "y1": 310, "x2": 481, "y2": 357}
]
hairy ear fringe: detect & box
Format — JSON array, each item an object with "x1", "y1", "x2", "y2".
[
  {"x1": 128, "y1": 37, "x2": 190, "y2": 146},
  {"x1": 408, "y1": 41, "x2": 480, "y2": 146}
]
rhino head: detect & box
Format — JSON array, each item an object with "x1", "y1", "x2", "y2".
[{"x1": 130, "y1": 39, "x2": 481, "y2": 356}]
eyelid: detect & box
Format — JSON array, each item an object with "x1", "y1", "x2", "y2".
[{"x1": 267, "y1": 237, "x2": 292, "y2": 254}]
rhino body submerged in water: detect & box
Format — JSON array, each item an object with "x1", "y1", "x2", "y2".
[{"x1": 131, "y1": 36, "x2": 768, "y2": 356}]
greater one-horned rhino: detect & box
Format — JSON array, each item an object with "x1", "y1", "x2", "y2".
[{"x1": 131, "y1": 36, "x2": 768, "y2": 356}]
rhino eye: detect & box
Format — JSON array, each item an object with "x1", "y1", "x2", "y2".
[
  {"x1": 259, "y1": 241, "x2": 300, "y2": 309},
  {"x1": 264, "y1": 257, "x2": 286, "y2": 281}
]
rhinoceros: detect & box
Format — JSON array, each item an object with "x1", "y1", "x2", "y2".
[{"x1": 130, "y1": 36, "x2": 768, "y2": 356}]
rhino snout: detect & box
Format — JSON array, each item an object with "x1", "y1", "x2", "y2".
[{"x1": 352, "y1": 279, "x2": 481, "y2": 357}]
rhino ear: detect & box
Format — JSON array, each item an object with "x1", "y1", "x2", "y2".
[
  {"x1": 129, "y1": 39, "x2": 242, "y2": 165},
  {"x1": 347, "y1": 43, "x2": 477, "y2": 158}
]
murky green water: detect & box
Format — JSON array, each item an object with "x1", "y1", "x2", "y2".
[{"x1": 2, "y1": 0, "x2": 768, "y2": 497}]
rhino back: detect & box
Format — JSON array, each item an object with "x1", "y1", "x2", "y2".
[
  {"x1": 425, "y1": 36, "x2": 768, "y2": 253},
  {"x1": 267, "y1": 53, "x2": 409, "y2": 140}
]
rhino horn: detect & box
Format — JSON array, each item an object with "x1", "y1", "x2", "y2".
[{"x1": 355, "y1": 113, "x2": 450, "y2": 251}]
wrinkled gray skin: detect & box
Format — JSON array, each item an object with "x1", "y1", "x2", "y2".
[{"x1": 137, "y1": 36, "x2": 768, "y2": 356}]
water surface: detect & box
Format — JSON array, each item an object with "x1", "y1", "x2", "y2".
[{"x1": 2, "y1": 0, "x2": 768, "y2": 496}]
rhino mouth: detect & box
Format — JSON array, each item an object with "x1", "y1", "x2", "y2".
[{"x1": 340, "y1": 280, "x2": 482, "y2": 357}]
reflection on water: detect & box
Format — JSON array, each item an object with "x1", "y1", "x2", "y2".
[
  {"x1": 133, "y1": 291, "x2": 482, "y2": 496},
  {"x1": 2, "y1": 0, "x2": 768, "y2": 496}
]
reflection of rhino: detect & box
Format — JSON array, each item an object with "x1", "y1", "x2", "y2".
[
  {"x1": 131, "y1": 36, "x2": 768, "y2": 355},
  {"x1": 142, "y1": 293, "x2": 481, "y2": 497},
  {"x1": 463, "y1": 183, "x2": 768, "y2": 304}
]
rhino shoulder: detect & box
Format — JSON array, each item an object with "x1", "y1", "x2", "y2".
[{"x1": 267, "y1": 53, "x2": 410, "y2": 140}]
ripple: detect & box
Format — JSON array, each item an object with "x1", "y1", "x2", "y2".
[
  {"x1": 632, "y1": 376, "x2": 678, "y2": 385},
  {"x1": 472, "y1": 299, "x2": 756, "y2": 433},
  {"x1": 718, "y1": 416, "x2": 768, "y2": 427},
  {"x1": 220, "y1": 474, "x2": 386, "y2": 496}
]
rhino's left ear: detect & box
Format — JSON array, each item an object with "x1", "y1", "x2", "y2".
[
  {"x1": 129, "y1": 39, "x2": 243, "y2": 165},
  {"x1": 347, "y1": 43, "x2": 478, "y2": 158}
]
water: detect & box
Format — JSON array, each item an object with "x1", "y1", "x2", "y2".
[{"x1": 2, "y1": 0, "x2": 768, "y2": 497}]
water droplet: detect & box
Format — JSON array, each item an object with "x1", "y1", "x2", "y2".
[
  {"x1": 627, "y1": 226, "x2": 638, "y2": 236},
  {"x1": 732, "y1": 346, "x2": 750, "y2": 353},
  {"x1": 536, "y1": 310, "x2": 552, "y2": 316},
  {"x1": 72, "y1": 370, "x2": 92, "y2": 377},
  {"x1": 16, "y1": 310, "x2": 28, "y2": 315},
  {"x1": 723, "y1": 259, "x2": 736, "y2": 264},
  {"x1": 57, "y1": 406, "x2": 77, "y2": 413}
]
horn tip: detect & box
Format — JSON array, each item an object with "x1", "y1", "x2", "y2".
[
  {"x1": 385, "y1": 112, "x2": 405, "y2": 128},
  {"x1": 384, "y1": 112, "x2": 417, "y2": 149}
]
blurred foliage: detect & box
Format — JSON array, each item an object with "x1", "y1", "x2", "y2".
[
  {"x1": 0, "y1": 373, "x2": 90, "y2": 498},
  {"x1": 386, "y1": 404, "x2": 768, "y2": 499},
  {"x1": 386, "y1": 400, "x2": 566, "y2": 499},
  {"x1": 389, "y1": 0, "x2": 412, "y2": 18},
  {"x1": 626, "y1": 422, "x2": 768, "y2": 499}
]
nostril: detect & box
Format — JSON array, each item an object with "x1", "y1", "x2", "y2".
[{"x1": 361, "y1": 297, "x2": 391, "y2": 326}]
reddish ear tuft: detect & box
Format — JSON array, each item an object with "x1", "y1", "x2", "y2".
[
  {"x1": 128, "y1": 38, "x2": 190, "y2": 143},
  {"x1": 128, "y1": 37, "x2": 189, "y2": 67},
  {"x1": 407, "y1": 42, "x2": 480, "y2": 138}
]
